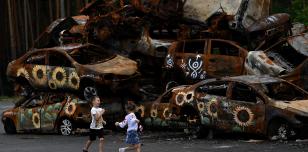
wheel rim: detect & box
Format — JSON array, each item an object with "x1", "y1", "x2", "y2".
[
  {"x1": 83, "y1": 86, "x2": 97, "y2": 100},
  {"x1": 60, "y1": 119, "x2": 72, "y2": 136},
  {"x1": 277, "y1": 124, "x2": 287, "y2": 139}
]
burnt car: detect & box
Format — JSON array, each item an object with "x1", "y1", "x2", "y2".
[
  {"x1": 33, "y1": 15, "x2": 88, "y2": 48},
  {"x1": 168, "y1": 75, "x2": 308, "y2": 140},
  {"x1": 245, "y1": 33, "x2": 308, "y2": 90},
  {"x1": 6, "y1": 43, "x2": 138, "y2": 100},
  {"x1": 163, "y1": 39, "x2": 248, "y2": 88},
  {"x1": 138, "y1": 85, "x2": 189, "y2": 129},
  {"x1": 1, "y1": 92, "x2": 91, "y2": 135}
]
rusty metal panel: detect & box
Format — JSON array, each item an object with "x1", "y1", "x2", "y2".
[
  {"x1": 245, "y1": 51, "x2": 286, "y2": 76},
  {"x1": 241, "y1": 0, "x2": 271, "y2": 29}
]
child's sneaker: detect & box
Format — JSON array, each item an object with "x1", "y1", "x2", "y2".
[{"x1": 119, "y1": 148, "x2": 125, "y2": 152}]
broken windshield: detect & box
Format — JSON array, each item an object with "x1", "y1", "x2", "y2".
[{"x1": 69, "y1": 46, "x2": 115, "y2": 65}]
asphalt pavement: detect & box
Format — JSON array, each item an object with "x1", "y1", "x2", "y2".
[{"x1": 1, "y1": 100, "x2": 308, "y2": 152}]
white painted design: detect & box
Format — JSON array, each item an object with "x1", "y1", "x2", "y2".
[
  {"x1": 166, "y1": 54, "x2": 174, "y2": 68},
  {"x1": 187, "y1": 55, "x2": 206, "y2": 79}
]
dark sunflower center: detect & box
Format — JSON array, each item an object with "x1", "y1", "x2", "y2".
[
  {"x1": 71, "y1": 77, "x2": 78, "y2": 85},
  {"x1": 210, "y1": 103, "x2": 217, "y2": 113},
  {"x1": 37, "y1": 69, "x2": 44, "y2": 79},
  {"x1": 56, "y1": 72, "x2": 63, "y2": 81},
  {"x1": 35, "y1": 116, "x2": 39, "y2": 123},
  {"x1": 68, "y1": 105, "x2": 73, "y2": 112},
  {"x1": 165, "y1": 110, "x2": 170, "y2": 116},
  {"x1": 237, "y1": 110, "x2": 249, "y2": 123},
  {"x1": 177, "y1": 95, "x2": 184, "y2": 103},
  {"x1": 50, "y1": 83, "x2": 55, "y2": 88}
]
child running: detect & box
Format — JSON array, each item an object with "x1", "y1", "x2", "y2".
[
  {"x1": 83, "y1": 96, "x2": 106, "y2": 152},
  {"x1": 115, "y1": 103, "x2": 141, "y2": 152}
]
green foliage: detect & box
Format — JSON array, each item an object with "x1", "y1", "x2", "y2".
[
  {"x1": 272, "y1": 0, "x2": 308, "y2": 25},
  {"x1": 291, "y1": 0, "x2": 308, "y2": 25}
]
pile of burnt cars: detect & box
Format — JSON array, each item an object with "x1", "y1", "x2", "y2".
[{"x1": 2, "y1": 0, "x2": 308, "y2": 140}]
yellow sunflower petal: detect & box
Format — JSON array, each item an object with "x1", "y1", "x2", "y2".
[{"x1": 32, "y1": 65, "x2": 47, "y2": 85}]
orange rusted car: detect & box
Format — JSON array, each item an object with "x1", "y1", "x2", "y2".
[
  {"x1": 163, "y1": 39, "x2": 248, "y2": 88},
  {"x1": 6, "y1": 43, "x2": 138, "y2": 100},
  {"x1": 168, "y1": 75, "x2": 308, "y2": 140},
  {"x1": 1, "y1": 92, "x2": 91, "y2": 135}
]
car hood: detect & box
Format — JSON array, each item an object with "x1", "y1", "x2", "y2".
[
  {"x1": 2, "y1": 108, "x2": 15, "y2": 118},
  {"x1": 272, "y1": 100, "x2": 308, "y2": 114},
  {"x1": 83, "y1": 55, "x2": 138, "y2": 75}
]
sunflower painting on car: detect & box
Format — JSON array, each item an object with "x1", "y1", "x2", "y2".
[
  {"x1": 6, "y1": 43, "x2": 138, "y2": 100},
  {"x1": 2, "y1": 92, "x2": 91, "y2": 135}
]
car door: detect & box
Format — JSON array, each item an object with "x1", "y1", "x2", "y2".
[
  {"x1": 196, "y1": 81, "x2": 230, "y2": 129},
  {"x1": 175, "y1": 40, "x2": 208, "y2": 83},
  {"x1": 225, "y1": 82, "x2": 266, "y2": 134},
  {"x1": 23, "y1": 51, "x2": 48, "y2": 89},
  {"x1": 144, "y1": 89, "x2": 175, "y2": 128},
  {"x1": 40, "y1": 94, "x2": 67, "y2": 132},
  {"x1": 46, "y1": 50, "x2": 77, "y2": 90},
  {"x1": 18, "y1": 94, "x2": 45, "y2": 131},
  {"x1": 206, "y1": 40, "x2": 245, "y2": 77}
]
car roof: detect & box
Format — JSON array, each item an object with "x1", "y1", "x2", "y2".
[{"x1": 223, "y1": 75, "x2": 282, "y2": 84}]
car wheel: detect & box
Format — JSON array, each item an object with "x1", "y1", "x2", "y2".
[
  {"x1": 4, "y1": 119, "x2": 16, "y2": 134},
  {"x1": 59, "y1": 118, "x2": 73, "y2": 136},
  {"x1": 187, "y1": 124, "x2": 210, "y2": 139},
  {"x1": 267, "y1": 120, "x2": 296, "y2": 140},
  {"x1": 83, "y1": 86, "x2": 98, "y2": 101}
]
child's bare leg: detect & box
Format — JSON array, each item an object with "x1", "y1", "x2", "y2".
[
  {"x1": 136, "y1": 143, "x2": 141, "y2": 152},
  {"x1": 99, "y1": 138, "x2": 104, "y2": 152},
  {"x1": 83, "y1": 140, "x2": 92, "y2": 151}
]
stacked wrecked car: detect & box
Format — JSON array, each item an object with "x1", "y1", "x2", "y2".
[{"x1": 2, "y1": 0, "x2": 308, "y2": 139}]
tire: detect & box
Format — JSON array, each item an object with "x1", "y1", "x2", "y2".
[
  {"x1": 267, "y1": 120, "x2": 296, "y2": 140},
  {"x1": 81, "y1": 85, "x2": 98, "y2": 101},
  {"x1": 188, "y1": 124, "x2": 209, "y2": 139},
  {"x1": 58, "y1": 118, "x2": 74, "y2": 136},
  {"x1": 4, "y1": 119, "x2": 16, "y2": 134}
]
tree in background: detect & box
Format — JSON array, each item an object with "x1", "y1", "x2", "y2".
[
  {"x1": 272, "y1": 0, "x2": 308, "y2": 25},
  {"x1": 291, "y1": 0, "x2": 308, "y2": 25}
]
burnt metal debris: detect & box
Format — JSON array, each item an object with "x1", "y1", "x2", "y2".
[{"x1": 2, "y1": 0, "x2": 308, "y2": 138}]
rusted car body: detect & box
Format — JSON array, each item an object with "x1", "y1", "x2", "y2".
[
  {"x1": 1, "y1": 92, "x2": 91, "y2": 135},
  {"x1": 245, "y1": 33, "x2": 308, "y2": 91},
  {"x1": 163, "y1": 39, "x2": 248, "y2": 85},
  {"x1": 81, "y1": 0, "x2": 286, "y2": 50},
  {"x1": 167, "y1": 75, "x2": 308, "y2": 139},
  {"x1": 6, "y1": 43, "x2": 138, "y2": 99},
  {"x1": 139, "y1": 85, "x2": 189, "y2": 129},
  {"x1": 34, "y1": 15, "x2": 88, "y2": 48}
]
